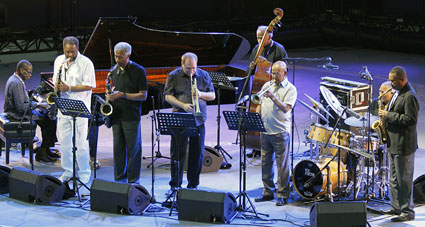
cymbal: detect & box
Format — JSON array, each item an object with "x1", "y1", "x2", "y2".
[
  {"x1": 304, "y1": 93, "x2": 334, "y2": 119},
  {"x1": 332, "y1": 144, "x2": 374, "y2": 159},
  {"x1": 297, "y1": 99, "x2": 329, "y2": 124},
  {"x1": 320, "y1": 86, "x2": 347, "y2": 119},
  {"x1": 344, "y1": 115, "x2": 379, "y2": 127}
]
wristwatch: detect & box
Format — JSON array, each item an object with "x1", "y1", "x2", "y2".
[{"x1": 122, "y1": 92, "x2": 127, "y2": 99}]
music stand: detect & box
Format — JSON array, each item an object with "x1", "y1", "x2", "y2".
[
  {"x1": 223, "y1": 110, "x2": 266, "y2": 217},
  {"x1": 209, "y1": 72, "x2": 235, "y2": 168},
  {"x1": 54, "y1": 97, "x2": 91, "y2": 202},
  {"x1": 157, "y1": 112, "x2": 198, "y2": 216}
]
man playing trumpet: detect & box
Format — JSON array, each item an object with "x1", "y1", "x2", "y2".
[
  {"x1": 254, "y1": 61, "x2": 297, "y2": 206},
  {"x1": 164, "y1": 52, "x2": 215, "y2": 195}
]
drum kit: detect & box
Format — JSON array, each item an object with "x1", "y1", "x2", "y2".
[{"x1": 294, "y1": 86, "x2": 389, "y2": 201}]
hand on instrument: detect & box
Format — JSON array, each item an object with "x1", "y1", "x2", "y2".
[
  {"x1": 56, "y1": 82, "x2": 69, "y2": 92},
  {"x1": 38, "y1": 102, "x2": 50, "y2": 110},
  {"x1": 264, "y1": 91, "x2": 276, "y2": 101},
  {"x1": 378, "y1": 109, "x2": 388, "y2": 118},
  {"x1": 107, "y1": 91, "x2": 124, "y2": 102},
  {"x1": 182, "y1": 103, "x2": 194, "y2": 113}
]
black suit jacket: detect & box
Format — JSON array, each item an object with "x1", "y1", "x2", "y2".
[{"x1": 386, "y1": 82, "x2": 419, "y2": 155}]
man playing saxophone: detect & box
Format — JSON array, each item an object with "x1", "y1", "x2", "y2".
[{"x1": 163, "y1": 52, "x2": 215, "y2": 195}]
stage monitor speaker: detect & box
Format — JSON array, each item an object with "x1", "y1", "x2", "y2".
[
  {"x1": 310, "y1": 201, "x2": 367, "y2": 227},
  {"x1": 414, "y1": 174, "x2": 425, "y2": 203},
  {"x1": 178, "y1": 189, "x2": 237, "y2": 223},
  {"x1": 184, "y1": 146, "x2": 223, "y2": 173},
  {"x1": 90, "y1": 179, "x2": 151, "y2": 215},
  {"x1": 8, "y1": 167, "x2": 65, "y2": 204},
  {"x1": 0, "y1": 165, "x2": 12, "y2": 194}
]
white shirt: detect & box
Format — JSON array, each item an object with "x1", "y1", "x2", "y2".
[
  {"x1": 260, "y1": 78, "x2": 297, "y2": 134},
  {"x1": 53, "y1": 52, "x2": 96, "y2": 117}
]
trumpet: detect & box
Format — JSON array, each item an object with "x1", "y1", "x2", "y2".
[
  {"x1": 251, "y1": 82, "x2": 274, "y2": 104},
  {"x1": 191, "y1": 75, "x2": 202, "y2": 116},
  {"x1": 100, "y1": 67, "x2": 114, "y2": 116},
  {"x1": 47, "y1": 58, "x2": 68, "y2": 104}
]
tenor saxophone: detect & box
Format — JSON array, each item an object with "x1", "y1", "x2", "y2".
[
  {"x1": 372, "y1": 90, "x2": 390, "y2": 144},
  {"x1": 100, "y1": 68, "x2": 114, "y2": 116},
  {"x1": 190, "y1": 75, "x2": 202, "y2": 116},
  {"x1": 46, "y1": 58, "x2": 68, "y2": 104}
]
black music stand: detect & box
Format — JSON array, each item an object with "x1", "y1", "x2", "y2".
[
  {"x1": 223, "y1": 110, "x2": 266, "y2": 217},
  {"x1": 157, "y1": 112, "x2": 198, "y2": 216},
  {"x1": 54, "y1": 97, "x2": 91, "y2": 202},
  {"x1": 209, "y1": 72, "x2": 235, "y2": 169}
]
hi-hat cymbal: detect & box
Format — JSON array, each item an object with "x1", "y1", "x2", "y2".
[
  {"x1": 297, "y1": 99, "x2": 329, "y2": 124},
  {"x1": 320, "y1": 86, "x2": 347, "y2": 119},
  {"x1": 344, "y1": 115, "x2": 379, "y2": 127},
  {"x1": 304, "y1": 93, "x2": 334, "y2": 119}
]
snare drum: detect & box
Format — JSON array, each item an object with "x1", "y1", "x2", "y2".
[
  {"x1": 293, "y1": 158, "x2": 347, "y2": 199},
  {"x1": 307, "y1": 124, "x2": 332, "y2": 144},
  {"x1": 351, "y1": 136, "x2": 379, "y2": 151}
]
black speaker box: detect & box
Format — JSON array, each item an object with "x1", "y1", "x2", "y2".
[
  {"x1": 414, "y1": 174, "x2": 425, "y2": 203},
  {"x1": 184, "y1": 146, "x2": 223, "y2": 173},
  {"x1": 310, "y1": 201, "x2": 367, "y2": 227},
  {"x1": 0, "y1": 165, "x2": 12, "y2": 194},
  {"x1": 90, "y1": 179, "x2": 151, "y2": 215},
  {"x1": 178, "y1": 189, "x2": 237, "y2": 223},
  {"x1": 8, "y1": 167, "x2": 65, "y2": 204}
]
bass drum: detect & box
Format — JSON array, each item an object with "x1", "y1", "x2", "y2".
[{"x1": 293, "y1": 158, "x2": 347, "y2": 199}]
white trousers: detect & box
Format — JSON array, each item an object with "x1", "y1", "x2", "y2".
[{"x1": 58, "y1": 116, "x2": 91, "y2": 179}]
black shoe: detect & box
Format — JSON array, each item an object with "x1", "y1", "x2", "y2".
[
  {"x1": 254, "y1": 195, "x2": 274, "y2": 202},
  {"x1": 380, "y1": 209, "x2": 401, "y2": 216},
  {"x1": 35, "y1": 153, "x2": 56, "y2": 162},
  {"x1": 48, "y1": 149, "x2": 60, "y2": 159},
  {"x1": 391, "y1": 213, "x2": 415, "y2": 222},
  {"x1": 90, "y1": 160, "x2": 101, "y2": 170},
  {"x1": 276, "y1": 198, "x2": 287, "y2": 206},
  {"x1": 247, "y1": 150, "x2": 260, "y2": 158}
]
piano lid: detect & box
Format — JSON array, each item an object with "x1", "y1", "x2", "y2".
[{"x1": 83, "y1": 17, "x2": 250, "y2": 69}]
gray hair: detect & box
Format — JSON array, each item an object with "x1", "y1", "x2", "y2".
[
  {"x1": 114, "y1": 42, "x2": 132, "y2": 55},
  {"x1": 16, "y1": 60, "x2": 32, "y2": 73},
  {"x1": 63, "y1": 36, "x2": 79, "y2": 47},
  {"x1": 181, "y1": 52, "x2": 198, "y2": 64},
  {"x1": 257, "y1": 25, "x2": 273, "y2": 38},
  {"x1": 380, "y1": 81, "x2": 392, "y2": 90},
  {"x1": 390, "y1": 66, "x2": 407, "y2": 80}
]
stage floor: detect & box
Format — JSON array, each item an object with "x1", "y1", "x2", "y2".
[{"x1": 1, "y1": 47, "x2": 425, "y2": 226}]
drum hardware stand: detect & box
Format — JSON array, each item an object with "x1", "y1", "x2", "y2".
[
  {"x1": 223, "y1": 110, "x2": 268, "y2": 218},
  {"x1": 55, "y1": 97, "x2": 91, "y2": 203},
  {"x1": 157, "y1": 112, "x2": 198, "y2": 216}
]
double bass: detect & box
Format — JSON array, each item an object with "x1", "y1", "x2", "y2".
[{"x1": 245, "y1": 8, "x2": 284, "y2": 151}]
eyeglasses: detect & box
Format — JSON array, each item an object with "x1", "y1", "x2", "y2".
[{"x1": 24, "y1": 69, "x2": 33, "y2": 74}]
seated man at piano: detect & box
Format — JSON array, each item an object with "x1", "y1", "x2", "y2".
[
  {"x1": 4, "y1": 60, "x2": 58, "y2": 162},
  {"x1": 164, "y1": 52, "x2": 215, "y2": 194}
]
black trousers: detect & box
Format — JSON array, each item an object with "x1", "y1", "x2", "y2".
[
  {"x1": 35, "y1": 116, "x2": 57, "y2": 149},
  {"x1": 112, "y1": 120, "x2": 142, "y2": 183},
  {"x1": 169, "y1": 124, "x2": 205, "y2": 188}
]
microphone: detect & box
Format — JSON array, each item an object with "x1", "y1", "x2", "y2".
[
  {"x1": 359, "y1": 66, "x2": 373, "y2": 81},
  {"x1": 236, "y1": 95, "x2": 249, "y2": 105},
  {"x1": 318, "y1": 62, "x2": 339, "y2": 70}
]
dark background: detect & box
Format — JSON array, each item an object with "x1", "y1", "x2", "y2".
[{"x1": 1, "y1": 0, "x2": 424, "y2": 54}]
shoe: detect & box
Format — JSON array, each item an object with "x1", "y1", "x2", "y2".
[
  {"x1": 187, "y1": 185, "x2": 198, "y2": 190},
  {"x1": 380, "y1": 209, "x2": 401, "y2": 216},
  {"x1": 247, "y1": 150, "x2": 260, "y2": 158},
  {"x1": 47, "y1": 149, "x2": 60, "y2": 159},
  {"x1": 276, "y1": 198, "x2": 288, "y2": 206},
  {"x1": 59, "y1": 173, "x2": 72, "y2": 183},
  {"x1": 391, "y1": 213, "x2": 415, "y2": 222},
  {"x1": 254, "y1": 195, "x2": 274, "y2": 202},
  {"x1": 79, "y1": 175, "x2": 91, "y2": 185},
  {"x1": 35, "y1": 148, "x2": 57, "y2": 162},
  {"x1": 90, "y1": 160, "x2": 101, "y2": 170}
]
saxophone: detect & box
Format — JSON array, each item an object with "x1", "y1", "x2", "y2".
[
  {"x1": 46, "y1": 58, "x2": 68, "y2": 104},
  {"x1": 372, "y1": 88, "x2": 391, "y2": 144},
  {"x1": 102, "y1": 66, "x2": 115, "y2": 128}
]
